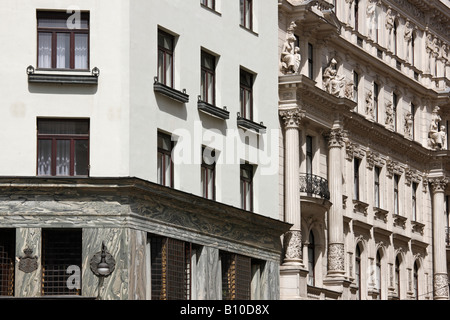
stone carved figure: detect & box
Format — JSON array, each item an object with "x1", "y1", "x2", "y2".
[
  {"x1": 426, "y1": 33, "x2": 435, "y2": 73},
  {"x1": 365, "y1": 91, "x2": 374, "y2": 119},
  {"x1": 385, "y1": 101, "x2": 394, "y2": 129},
  {"x1": 323, "y1": 58, "x2": 345, "y2": 97},
  {"x1": 366, "y1": 0, "x2": 378, "y2": 40},
  {"x1": 385, "y1": 9, "x2": 395, "y2": 51},
  {"x1": 345, "y1": 0, "x2": 354, "y2": 24},
  {"x1": 404, "y1": 21, "x2": 413, "y2": 61},
  {"x1": 404, "y1": 111, "x2": 413, "y2": 138},
  {"x1": 429, "y1": 106, "x2": 446, "y2": 149},
  {"x1": 280, "y1": 21, "x2": 300, "y2": 74}
]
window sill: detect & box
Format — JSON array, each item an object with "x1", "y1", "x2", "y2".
[
  {"x1": 153, "y1": 78, "x2": 189, "y2": 103},
  {"x1": 237, "y1": 114, "x2": 266, "y2": 133},
  {"x1": 239, "y1": 25, "x2": 258, "y2": 37},
  {"x1": 197, "y1": 99, "x2": 229, "y2": 120},
  {"x1": 27, "y1": 65, "x2": 99, "y2": 85},
  {"x1": 393, "y1": 214, "x2": 407, "y2": 229},
  {"x1": 200, "y1": 4, "x2": 221, "y2": 16}
]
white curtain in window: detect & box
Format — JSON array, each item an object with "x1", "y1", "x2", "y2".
[
  {"x1": 38, "y1": 140, "x2": 52, "y2": 175},
  {"x1": 38, "y1": 33, "x2": 52, "y2": 68},
  {"x1": 56, "y1": 33, "x2": 70, "y2": 69},
  {"x1": 56, "y1": 140, "x2": 70, "y2": 175},
  {"x1": 75, "y1": 34, "x2": 88, "y2": 69}
]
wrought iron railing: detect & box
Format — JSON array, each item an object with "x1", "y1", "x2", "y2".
[{"x1": 299, "y1": 173, "x2": 330, "y2": 200}]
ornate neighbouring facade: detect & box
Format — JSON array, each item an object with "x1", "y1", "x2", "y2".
[{"x1": 278, "y1": 0, "x2": 450, "y2": 299}]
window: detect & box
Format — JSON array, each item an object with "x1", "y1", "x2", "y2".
[
  {"x1": 374, "y1": 166, "x2": 381, "y2": 208},
  {"x1": 37, "y1": 11, "x2": 89, "y2": 70},
  {"x1": 395, "y1": 256, "x2": 400, "y2": 298},
  {"x1": 150, "y1": 236, "x2": 191, "y2": 300},
  {"x1": 410, "y1": 103, "x2": 415, "y2": 139},
  {"x1": 353, "y1": 71, "x2": 359, "y2": 103},
  {"x1": 393, "y1": 93, "x2": 398, "y2": 131},
  {"x1": 0, "y1": 229, "x2": 15, "y2": 296},
  {"x1": 411, "y1": 33, "x2": 416, "y2": 66},
  {"x1": 240, "y1": 163, "x2": 253, "y2": 211},
  {"x1": 201, "y1": 147, "x2": 216, "y2": 200},
  {"x1": 394, "y1": 174, "x2": 400, "y2": 215},
  {"x1": 412, "y1": 182, "x2": 418, "y2": 221},
  {"x1": 239, "y1": 0, "x2": 253, "y2": 30},
  {"x1": 201, "y1": 0, "x2": 215, "y2": 10},
  {"x1": 157, "y1": 132, "x2": 173, "y2": 188},
  {"x1": 354, "y1": 158, "x2": 360, "y2": 200},
  {"x1": 376, "y1": 251, "x2": 381, "y2": 299},
  {"x1": 355, "y1": 244, "x2": 361, "y2": 300},
  {"x1": 240, "y1": 69, "x2": 253, "y2": 120},
  {"x1": 41, "y1": 229, "x2": 82, "y2": 296},
  {"x1": 393, "y1": 22, "x2": 398, "y2": 55},
  {"x1": 158, "y1": 30, "x2": 175, "y2": 87},
  {"x1": 306, "y1": 135, "x2": 313, "y2": 175},
  {"x1": 201, "y1": 51, "x2": 216, "y2": 105},
  {"x1": 220, "y1": 252, "x2": 251, "y2": 300},
  {"x1": 373, "y1": 82, "x2": 379, "y2": 121},
  {"x1": 413, "y1": 261, "x2": 419, "y2": 300},
  {"x1": 354, "y1": 0, "x2": 359, "y2": 32},
  {"x1": 308, "y1": 43, "x2": 314, "y2": 79},
  {"x1": 37, "y1": 119, "x2": 89, "y2": 177},
  {"x1": 307, "y1": 231, "x2": 315, "y2": 286}
]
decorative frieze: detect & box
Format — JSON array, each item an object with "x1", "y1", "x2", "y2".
[
  {"x1": 434, "y1": 273, "x2": 449, "y2": 299},
  {"x1": 279, "y1": 108, "x2": 305, "y2": 129},
  {"x1": 386, "y1": 158, "x2": 404, "y2": 178},
  {"x1": 404, "y1": 166, "x2": 421, "y2": 186},
  {"x1": 328, "y1": 243, "x2": 345, "y2": 272},
  {"x1": 324, "y1": 128, "x2": 346, "y2": 148},
  {"x1": 283, "y1": 230, "x2": 303, "y2": 262},
  {"x1": 429, "y1": 177, "x2": 448, "y2": 193}
]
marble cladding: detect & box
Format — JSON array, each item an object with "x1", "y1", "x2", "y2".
[{"x1": 0, "y1": 179, "x2": 288, "y2": 299}]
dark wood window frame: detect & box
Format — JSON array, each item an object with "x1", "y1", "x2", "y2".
[
  {"x1": 240, "y1": 69, "x2": 253, "y2": 121},
  {"x1": 240, "y1": 0, "x2": 253, "y2": 31},
  {"x1": 354, "y1": 157, "x2": 360, "y2": 201},
  {"x1": 394, "y1": 174, "x2": 400, "y2": 216},
  {"x1": 240, "y1": 163, "x2": 254, "y2": 212},
  {"x1": 157, "y1": 30, "x2": 175, "y2": 88},
  {"x1": 201, "y1": 147, "x2": 216, "y2": 200},
  {"x1": 37, "y1": 119, "x2": 90, "y2": 177},
  {"x1": 306, "y1": 135, "x2": 313, "y2": 175},
  {"x1": 201, "y1": 0, "x2": 216, "y2": 11},
  {"x1": 308, "y1": 43, "x2": 314, "y2": 79},
  {"x1": 373, "y1": 82, "x2": 379, "y2": 122},
  {"x1": 220, "y1": 251, "x2": 251, "y2": 300},
  {"x1": 37, "y1": 11, "x2": 90, "y2": 71},
  {"x1": 374, "y1": 166, "x2": 381, "y2": 208},
  {"x1": 157, "y1": 132, "x2": 174, "y2": 188},
  {"x1": 201, "y1": 51, "x2": 216, "y2": 106}
]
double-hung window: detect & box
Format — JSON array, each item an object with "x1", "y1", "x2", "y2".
[
  {"x1": 354, "y1": 158, "x2": 360, "y2": 201},
  {"x1": 201, "y1": 51, "x2": 216, "y2": 105},
  {"x1": 412, "y1": 182, "x2": 418, "y2": 221},
  {"x1": 158, "y1": 30, "x2": 174, "y2": 87},
  {"x1": 157, "y1": 132, "x2": 173, "y2": 188},
  {"x1": 240, "y1": 69, "x2": 253, "y2": 120},
  {"x1": 394, "y1": 174, "x2": 400, "y2": 215},
  {"x1": 201, "y1": 147, "x2": 216, "y2": 200},
  {"x1": 37, "y1": 11, "x2": 89, "y2": 70},
  {"x1": 239, "y1": 0, "x2": 253, "y2": 30},
  {"x1": 37, "y1": 119, "x2": 89, "y2": 177},
  {"x1": 240, "y1": 163, "x2": 253, "y2": 211}
]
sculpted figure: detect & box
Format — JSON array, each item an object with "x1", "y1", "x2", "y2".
[
  {"x1": 429, "y1": 106, "x2": 445, "y2": 149},
  {"x1": 404, "y1": 111, "x2": 413, "y2": 138},
  {"x1": 366, "y1": 0, "x2": 378, "y2": 40},
  {"x1": 365, "y1": 91, "x2": 374, "y2": 119},
  {"x1": 323, "y1": 58, "x2": 345, "y2": 97},
  {"x1": 385, "y1": 101, "x2": 394, "y2": 129},
  {"x1": 280, "y1": 21, "x2": 299, "y2": 74}
]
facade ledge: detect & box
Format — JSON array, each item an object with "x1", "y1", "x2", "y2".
[
  {"x1": 393, "y1": 214, "x2": 407, "y2": 230},
  {"x1": 352, "y1": 199, "x2": 369, "y2": 216},
  {"x1": 373, "y1": 226, "x2": 392, "y2": 238},
  {"x1": 153, "y1": 78, "x2": 189, "y2": 103},
  {"x1": 197, "y1": 99, "x2": 229, "y2": 120},
  {"x1": 27, "y1": 65, "x2": 99, "y2": 85},
  {"x1": 411, "y1": 220, "x2": 425, "y2": 236},
  {"x1": 236, "y1": 114, "x2": 266, "y2": 133},
  {"x1": 373, "y1": 207, "x2": 389, "y2": 223}
]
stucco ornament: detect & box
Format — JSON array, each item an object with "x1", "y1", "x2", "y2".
[
  {"x1": 280, "y1": 21, "x2": 300, "y2": 74},
  {"x1": 323, "y1": 58, "x2": 345, "y2": 97},
  {"x1": 283, "y1": 230, "x2": 302, "y2": 262},
  {"x1": 328, "y1": 243, "x2": 345, "y2": 272},
  {"x1": 434, "y1": 274, "x2": 449, "y2": 298},
  {"x1": 18, "y1": 247, "x2": 38, "y2": 273}
]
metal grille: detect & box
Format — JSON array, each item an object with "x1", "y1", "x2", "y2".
[
  {"x1": 0, "y1": 229, "x2": 15, "y2": 296},
  {"x1": 41, "y1": 229, "x2": 82, "y2": 296},
  {"x1": 151, "y1": 236, "x2": 191, "y2": 300},
  {"x1": 221, "y1": 252, "x2": 251, "y2": 300}
]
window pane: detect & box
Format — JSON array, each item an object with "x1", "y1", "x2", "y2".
[
  {"x1": 240, "y1": 0, "x2": 245, "y2": 26},
  {"x1": 207, "y1": 73, "x2": 214, "y2": 104},
  {"x1": 74, "y1": 140, "x2": 89, "y2": 175},
  {"x1": 74, "y1": 34, "x2": 88, "y2": 69},
  {"x1": 165, "y1": 54, "x2": 173, "y2": 87},
  {"x1": 38, "y1": 32, "x2": 52, "y2": 68},
  {"x1": 38, "y1": 139, "x2": 52, "y2": 176},
  {"x1": 164, "y1": 155, "x2": 171, "y2": 187},
  {"x1": 245, "y1": 0, "x2": 252, "y2": 29},
  {"x1": 56, "y1": 140, "x2": 70, "y2": 176},
  {"x1": 38, "y1": 18, "x2": 68, "y2": 28},
  {"x1": 56, "y1": 33, "x2": 71, "y2": 69},
  {"x1": 158, "y1": 50, "x2": 164, "y2": 83},
  {"x1": 38, "y1": 119, "x2": 89, "y2": 135}
]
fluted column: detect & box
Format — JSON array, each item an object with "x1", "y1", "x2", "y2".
[
  {"x1": 324, "y1": 128, "x2": 346, "y2": 277},
  {"x1": 280, "y1": 107, "x2": 305, "y2": 265},
  {"x1": 430, "y1": 177, "x2": 449, "y2": 300}
]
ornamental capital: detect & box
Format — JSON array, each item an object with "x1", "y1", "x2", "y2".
[
  {"x1": 324, "y1": 128, "x2": 346, "y2": 148},
  {"x1": 279, "y1": 108, "x2": 305, "y2": 129},
  {"x1": 429, "y1": 176, "x2": 448, "y2": 193}
]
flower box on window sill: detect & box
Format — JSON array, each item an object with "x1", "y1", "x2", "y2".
[
  {"x1": 154, "y1": 77, "x2": 189, "y2": 103},
  {"x1": 237, "y1": 113, "x2": 266, "y2": 133},
  {"x1": 27, "y1": 66, "x2": 99, "y2": 85},
  {"x1": 197, "y1": 98, "x2": 229, "y2": 120}
]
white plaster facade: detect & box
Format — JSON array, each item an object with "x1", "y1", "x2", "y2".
[{"x1": 278, "y1": 0, "x2": 450, "y2": 300}]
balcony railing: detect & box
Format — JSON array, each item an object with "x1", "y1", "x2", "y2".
[{"x1": 299, "y1": 173, "x2": 330, "y2": 200}]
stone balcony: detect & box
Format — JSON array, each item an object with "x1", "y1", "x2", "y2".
[{"x1": 299, "y1": 173, "x2": 330, "y2": 201}]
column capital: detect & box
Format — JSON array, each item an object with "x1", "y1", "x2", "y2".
[
  {"x1": 324, "y1": 128, "x2": 346, "y2": 148},
  {"x1": 279, "y1": 107, "x2": 305, "y2": 129},
  {"x1": 429, "y1": 176, "x2": 448, "y2": 193}
]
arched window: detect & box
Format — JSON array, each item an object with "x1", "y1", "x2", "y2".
[
  {"x1": 307, "y1": 231, "x2": 315, "y2": 286},
  {"x1": 355, "y1": 244, "x2": 361, "y2": 299},
  {"x1": 376, "y1": 251, "x2": 382, "y2": 299},
  {"x1": 395, "y1": 256, "x2": 401, "y2": 298},
  {"x1": 413, "y1": 261, "x2": 419, "y2": 300}
]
